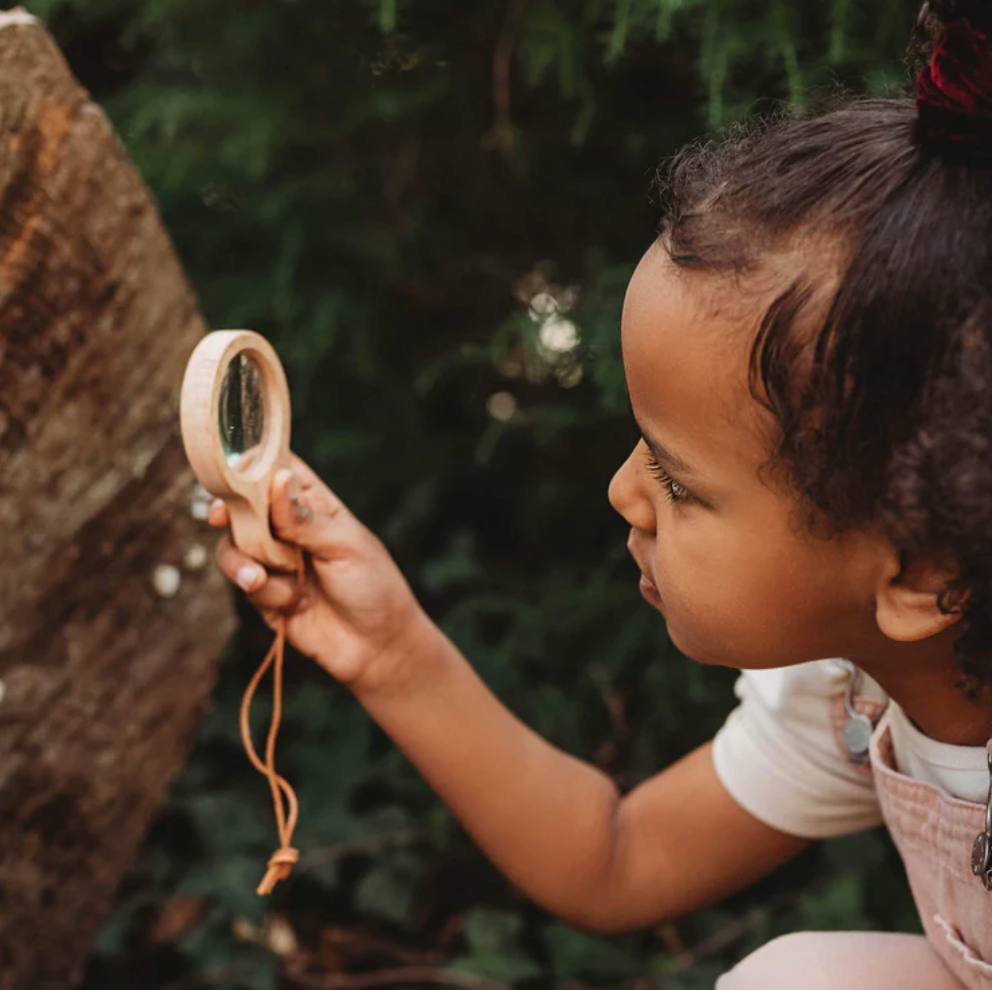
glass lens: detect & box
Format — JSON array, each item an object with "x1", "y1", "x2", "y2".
[{"x1": 218, "y1": 352, "x2": 265, "y2": 470}]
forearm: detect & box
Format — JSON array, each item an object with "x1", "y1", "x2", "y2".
[{"x1": 353, "y1": 618, "x2": 624, "y2": 929}]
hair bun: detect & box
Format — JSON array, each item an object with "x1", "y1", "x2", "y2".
[{"x1": 915, "y1": 0, "x2": 992, "y2": 160}]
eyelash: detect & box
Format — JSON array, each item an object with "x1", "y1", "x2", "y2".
[{"x1": 644, "y1": 449, "x2": 692, "y2": 505}]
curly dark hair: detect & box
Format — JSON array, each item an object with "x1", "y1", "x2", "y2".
[{"x1": 653, "y1": 1, "x2": 992, "y2": 694}]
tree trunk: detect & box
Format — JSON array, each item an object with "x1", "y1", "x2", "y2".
[{"x1": 0, "y1": 11, "x2": 235, "y2": 989}]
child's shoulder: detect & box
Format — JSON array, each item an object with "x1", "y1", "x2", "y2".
[{"x1": 714, "y1": 658, "x2": 886, "y2": 839}]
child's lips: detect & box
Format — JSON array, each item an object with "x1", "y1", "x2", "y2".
[
  {"x1": 639, "y1": 571, "x2": 663, "y2": 607},
  {"x1": 627, "y1": 534, "x2": 663, "y2": 607}
]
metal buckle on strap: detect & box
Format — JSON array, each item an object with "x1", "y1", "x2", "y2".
[
  {"x1": 971, "y1": 742, "x2": 992, "y2": 890},
  {"x1": 838, "y1": 660, "x2": 874, "y2": 764}
]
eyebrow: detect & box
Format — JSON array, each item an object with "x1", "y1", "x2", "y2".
[{"x1": 633, "y1": 417, "x2": 696, "y2": 478}]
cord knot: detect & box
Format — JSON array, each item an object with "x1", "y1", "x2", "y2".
[{"x1": 256, "y1": 846, "x2": 299, "y2": 896}]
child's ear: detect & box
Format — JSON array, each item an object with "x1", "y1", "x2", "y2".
[{"x1": 875, "y1": 551, "x2": 967, "y2": 643}]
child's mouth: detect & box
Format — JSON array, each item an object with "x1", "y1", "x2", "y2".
[
  {"x1": 639, "y1": 572, "x2": 663, "y2": 608},
  {"x1": 627, "y1": 534, "x2": 663, "y2": 608}
]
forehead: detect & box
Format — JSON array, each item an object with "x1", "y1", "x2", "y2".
[{"x1": 621, "y1": 242, "x2": 772, "y2": 482}]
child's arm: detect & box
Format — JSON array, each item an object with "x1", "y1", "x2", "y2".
[
  {"x1": 211, "y1": 460, "x2": 808, "y2": 933},
  {"x1": 355, "y1": 618, "x2": 809, "y2": 933}
]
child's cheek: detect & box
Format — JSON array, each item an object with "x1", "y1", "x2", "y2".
[
  {"x1": 651, "y1": 552, "x2": 727, "y2": 664},
  {"x1": 653, "y1": 540, "x2": 780, "y2": 669}
]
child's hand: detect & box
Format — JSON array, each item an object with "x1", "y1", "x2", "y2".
[{"x1": 209, "y1": 455, "x2": 428, "y2": 693}]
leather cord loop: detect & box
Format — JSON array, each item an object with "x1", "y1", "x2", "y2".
[{"x1": 239, "y1": 558, "x2": 305, "y2": 896}]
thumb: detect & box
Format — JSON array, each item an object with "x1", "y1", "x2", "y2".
[{"x1": 270, "y1": 468, "x2": 355, "y2": 561}]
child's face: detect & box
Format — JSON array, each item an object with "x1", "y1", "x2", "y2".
[{"x1": 608, "y1": 241, "x2": 889, "y2": 670}]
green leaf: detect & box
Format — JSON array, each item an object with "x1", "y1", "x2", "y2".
[
  {"x1": 241, "y1": 956, "x2": 279, "y2": 990},
  {"x1": 354, "y1": 849, "x2": 426, "y2": 924},
  {"x1": 93, "y1": 911, "x2": 131, "y2": 955},
  {"x1": 452, "y1": 950, "x2": 543, "y2": 985},
  {"x1": 655, "y1": 0, "x2": 674, "y2": 41},
  {"x1": 179, "y1": 856, "x2": 269, "y2": 923},
  {"x1": 700, "y1": 6, "x2": 728, "y2": 127},
  {"x1": 607, "y1": 0, "x2": 632, "y2": 64},
  {"x1": 378, "y1": 0, "x2": 397, "y2": 33},
  {"x1": 543, "y1": 922, "x2": 643, "y2": 981},
  {"x1": 772, "y1": 1, "x2": 804, "y2": 106},
  {"x1": 452, "y1": 909, "x2": 543, "y2": 985},
  {"x1": 830, "y1": 0, "x2": 849, "y2": 63},
  {"x1": 798, "y1": 873, "x2": 868, "y2": 930}
]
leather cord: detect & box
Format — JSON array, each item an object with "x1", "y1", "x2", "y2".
[{"x1": 239, "y1": 564, "x2": 304, "y2": 896}]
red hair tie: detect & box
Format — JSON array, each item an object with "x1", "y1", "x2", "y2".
[{"x1": 917, "y1": 11, "x2": 992, "y2": 160}]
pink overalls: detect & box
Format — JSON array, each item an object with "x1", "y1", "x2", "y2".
[
  {"x1": 872, "y1": 712, "x2": 992, "y2": 989},
  {"x1": 718, "y1": 710, "x2": 992, "y2": 990}
]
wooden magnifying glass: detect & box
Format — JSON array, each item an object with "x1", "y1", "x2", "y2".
[
  {"x1": 180, "y1": 329, "x2": 304, "y2": 895},
  {"x1": 180, "y1": 329, "x2": 300, "y2": 572}
]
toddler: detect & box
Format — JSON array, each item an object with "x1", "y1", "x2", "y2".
[{"x1": 210, "y1": 2, "x2": 992, "y2": 985}]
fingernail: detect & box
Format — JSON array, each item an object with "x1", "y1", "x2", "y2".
[{"x1": 237, "y1": 565, "x2": 264, "y2": 592}]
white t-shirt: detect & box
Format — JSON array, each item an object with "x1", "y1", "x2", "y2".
[{"x1": 711, "y1": 659, "x2": 990, "y2": 839}]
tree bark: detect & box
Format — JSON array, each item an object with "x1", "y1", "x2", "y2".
[{"x1": 0, "y1": 11, "x2": 235, "y2": 989}]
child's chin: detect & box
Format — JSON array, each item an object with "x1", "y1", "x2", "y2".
[{"x1": 665, "y1": 626, "x2": 736, "y2": 669}]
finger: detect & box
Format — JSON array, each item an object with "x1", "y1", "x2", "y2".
[
  {"x1": 257, "y1": 607, "x2": 281, "y2": 633},
  {"x1": 282, "y1": 455, "x2": 357, "y2": 522},
  {"x1": 246, "y1": 572, "x2": 307, "y2": 612},
  {"x1": 207, "y1": 498, "x2": 230, "y2": 528},
  {"x1": 269, "y1": 468, "x2": 359, "y2": 561},
  {"x1": 215, "y1": 535, "x2": 269, "y2": 593}
]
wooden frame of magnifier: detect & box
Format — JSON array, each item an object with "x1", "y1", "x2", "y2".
[{"x1": 181, "y1": 330, "x2": 299, "y2": 572}]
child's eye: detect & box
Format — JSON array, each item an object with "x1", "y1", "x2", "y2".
[{"x1": 644, "y1": 449, "x2": 692, "y2": 505}]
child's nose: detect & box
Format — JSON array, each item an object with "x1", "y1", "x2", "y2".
[{"x1": 608, "y1": 446, "x2": 656, "y2": 534}]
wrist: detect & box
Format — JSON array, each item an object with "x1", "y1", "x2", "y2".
[{"x1": 348, "y1": 607, "x2": 452, "y2": 703}]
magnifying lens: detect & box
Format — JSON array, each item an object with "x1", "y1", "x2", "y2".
[
  {"x1": 180, "y1": 329, "x2": 304, "y2": 895},
  {"x1": 180, "y1": 329, "x2": 300, "y2": 572}
]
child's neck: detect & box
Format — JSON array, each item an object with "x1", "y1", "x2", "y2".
[{"x1": 855, "y1": 629, "x2": 992, "y2": 746}]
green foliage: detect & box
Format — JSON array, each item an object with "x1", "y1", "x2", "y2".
[
  {"x1": 544, "y1": 923, "x2": 644, "y2": 982},
  {"x1": 355, "y1": 849, "x2": 428, "y2": 923},
  {"x1": 21, "y1": 0, "x2": 924, "y2": 986},
  {"x1": 453, "y1": 910, "x2": 544, "y2": 983}
]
